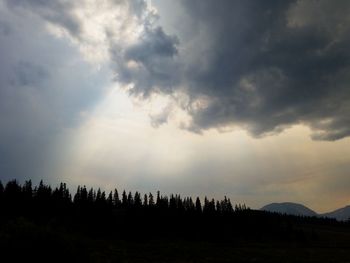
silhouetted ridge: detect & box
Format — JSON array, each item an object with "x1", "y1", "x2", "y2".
[
  {"x1": 261, "y1": 202, "x2": 317, "y2": 217},
  {"x1": 261, "y1": 202, "x2": 350, "y2": 222},
  {"x1": 321, "y1": 205, "x2": 350, "y2": 221}
]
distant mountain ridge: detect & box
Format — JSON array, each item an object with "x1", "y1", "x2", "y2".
[
  {"x1": 321, "y1": 206, "x2": 350, "y2": 221},
  {"x1": 261, "y1": 202, "x2": 317, "y2": 217},
  {"x1": 261, "y1": 202, "x2": 350, "y2": 221}
]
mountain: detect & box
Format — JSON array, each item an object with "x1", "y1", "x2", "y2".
[
  {"x1": 321, "y1": 206, "x2": 350, "y2": 221},
  {"x1": 261, "y1": 202, "x2": 317, "y2": 217},
  {"x1": 261, "y1": 202, "x2": 350, "y2": 221}
]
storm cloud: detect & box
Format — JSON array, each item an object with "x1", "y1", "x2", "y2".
[
  {"x1": 155, "y1": 0, "x2": 350, "y2": 140},
  {"x1": 115, "y1": 0, "x2": 350, "y2": 141},
  {"x1": 3, "y1": 0, "x2": 350, "y2": 143}
]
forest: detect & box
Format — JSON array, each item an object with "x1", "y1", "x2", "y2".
[{"x1": 1, "y1": 179, "x2": 350, "y2": 262}]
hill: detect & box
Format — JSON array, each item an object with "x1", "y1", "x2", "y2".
[
  {"x1": 261, "y1": 202, "x2": 317, "y2": 217},
  {"x1": 321, "y1": 205, "x2": 350, "y2": 221}
]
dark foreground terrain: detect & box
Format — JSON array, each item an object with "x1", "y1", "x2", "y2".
[{"x1": 1, "y1": 180, "x2": 350, "y2": 262}]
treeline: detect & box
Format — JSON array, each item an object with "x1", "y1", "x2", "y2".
[
  {"x1": 0, "y1": 179, "x2": 345, "y2": 243},
  {"x1": 1, "y1": 181, "x2": 350, "y2": 263},
  {"x1": 0, "y1": 179, "x2": 246, "y2": 216}
]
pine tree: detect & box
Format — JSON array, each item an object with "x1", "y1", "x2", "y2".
[
  {"x1": 195, "y1": 197, "x2": 202, "y2": 213},
  {"x1": 113, "y1": 189, "x2": 121, "y2": 207},
  {"x1": 143, "y1": 194, "x2": 148, "y2": 207},
  {"x1": 227, "y1": 198, "x2": 233, "y2": 213},
  {"x1": 23, "y1": 180, "x2": 33, "y2": 199},
  {"x1": 74, "y1": 186, "x2": 81, "y2": 204},
  {"x1": 188, "y1": 197, "x2": 195, "y2": 212},
  {"x1": 107, "y1": 191, "x2": 113, "y2": 207},
  {"x1": 87, "y1": 188, "x2": 94, "y2": 204},
  {"x1": 81, "y1": 186, "x2": 88, "y2": 204},
  {"x1": 96, "y1": 188, "x2": 102, "y2": 202},
  {"x1": 169, "y1": 194, "x2": 176, "y2": 210},
  {"x1": 134, "y1": 191, "x2": 142, "y2": 208},
  {"x1": 122, "y1": 190, "x2": 127, "y2": 208},
  {"x1": 127, "y1": 191, "x2": 134, "y2": 207},
  {"x1": 156, "y1": 191, "x2": 161, "y2": 208},
  {"x1": 148, "y1": 192, "x2": 154, "y2": 207},
  {"x1": 203, "y1": 196, "x2": 209, "y2": 214}
]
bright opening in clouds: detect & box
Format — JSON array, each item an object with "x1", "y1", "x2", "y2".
[{"x1": 1, "y1": 0, "x2": 350, "y2": 212}]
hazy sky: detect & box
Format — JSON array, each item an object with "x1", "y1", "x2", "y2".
[{"x1": 1, "y1": 0, "x2": 350, "y2": 212}]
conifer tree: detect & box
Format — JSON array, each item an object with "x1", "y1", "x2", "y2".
[
  {"x1": 74, "y1": 186, "x2": 81, "y2": 204},
  {"x1": 203, "y1": 196, "x2": 209, "y2": 214},
  {"x1": 113, "y1": 189, "x2": 120, "y2": 207},
  {"x1": 195, "y1": 197, "x2": 202, "y2": 213},
  {"x1": 156, "y1": 191, "x2": 161, "y2": 208},
  {"x1": 87, "y1": 188, "x2": 94, "y2": 204},
  {"x1": 96, "y1": 188, "x2": 102, "y2": 202},
  {"x1": 188, "y1": 197, "x2": 195, "y2": 211},
  {"x1": 227, "y1": 198, "x2": 233, "y2": 213},
  {"x1": 122, "y1": 190, "x2": 127, "y2": 208},
  {"x1": 134, "y1": 191, "x2": 142, "y2": 208},
  {"x1": 107, "y1": 191, "x2": 113, "y2": 207},
  {"x1": 148, "y1": 192, "x2": 154, "y2": 207},
  {"x1": 169, "y1": 194, "x2": 176, "y2": 210},
  {"x1": 127, "y1": 191, "x2": 134, "y2": 207},
  {"x1": 216, "y1": 200, "x2": 222, "y2": 214},
  {"x1": 23, "y1": 180, "x2": 33, "y2": 213},
  {"x1": 143, "y1": 194, "x2": 148, "y2": 207}
]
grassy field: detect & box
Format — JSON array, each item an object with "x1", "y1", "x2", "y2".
[{"x1": 1, "y1": 217, "x2": 350, "y2": 263}]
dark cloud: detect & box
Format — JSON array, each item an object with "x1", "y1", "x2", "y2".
[
  {"x1": 127, "y1": 0, "x2": 350, "y2": 140},
  {"x1": 113, "y1": 26, "x2": 179, "y2": 97},
  {"x1": 174, "y1": 0, "x2": 350, "y2": 140}
]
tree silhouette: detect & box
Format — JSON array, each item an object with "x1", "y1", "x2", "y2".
[
  {"x1": 148, "y1": 192, "x2": 154, "y2": 207},
  {"x1": 87, "y1": 188, "x2": 94, "y2": 204},
  {"x1": 156, "y1": 191, "x2": 161, "y2": 208},
  {"x1": 122, "y1": 190, "x2": 127, "y2": 208},
  {"x1": 195, "y1": 197, "x2": 202, "y2": 213},
  {"x1": 134, "y1": 191, "x2": 142, "y2": 208},
  {"x1": 0, "y1": 178, "x2": 348, "y2": 263},
  {"x1": 107, "y1": 191, "x2": 113, "y2": 207},
  {"x1": 1, "y1": 178, "x2": 342, "y2": 250},
  {"x1": 113, "y1": 189, "x2": 121, "y2": 208},
  {"x1": 127, "y1": 191, "x2": 134, "y2": 207},
  {"x1": 143, "y1": 194, "x2": 148, "y2": 207}
]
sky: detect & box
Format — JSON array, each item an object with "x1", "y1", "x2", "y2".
[{"x1": 0, "y1": 0, "x2": 350, "y2": 212}]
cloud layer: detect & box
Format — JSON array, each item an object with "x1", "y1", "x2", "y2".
[
  {"x1": 6, "y1": 0, "x2": 350, "y2": 140},
  {"x1": 162, "y1": 0, "x2": 350, "y2": 140},
  {"x1": 4, "y1": 0, "x2": 350, "y2": 142}
]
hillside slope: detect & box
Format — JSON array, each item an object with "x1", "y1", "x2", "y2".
[{"x1": 261, "y1": 202, "x2": 317, "y2": 217}]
